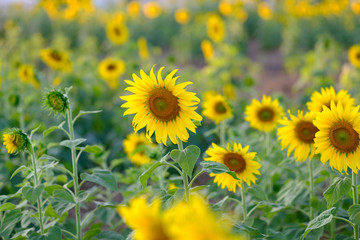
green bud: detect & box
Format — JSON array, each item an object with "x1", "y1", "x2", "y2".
[{"x1": 44, "y1": 89, "x2": 69, "y2": 115}]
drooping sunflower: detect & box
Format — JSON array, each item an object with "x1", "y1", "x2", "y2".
[
  {"x1": 201, "y1": 39, "x2": 214, "y2": 61},
  {"x1": 207, "y1": 14, "x2": 225, "y2": 43},
  {"x1": 120, "y1": 67, "x2": 202, "y2": 145},
  {"x1": 106, "y1": 19, "x2": 129, "y2": 45},
  {"x1": 18, "y1": 65, "x2": 40, "y2": 89},
  {"x1": 40, "y1": 48, "x2": 72, "y2": 71},
  {"x1": 3, "y1": 129, "x2": 30, "y2": 154},
  {"x1": 123, "y1": 133, "x2": 154, "y2": 165},
  {"x1": 307, "y1": 86, "x2": 354, "y2": 113},
  {"x1": 244, "y1": 95, "x2": 284, "y2": 132},
  {"x1": 202, "y1": 94, "x2": 232, "y2": 125},
  {"x1": 143, "y1": 2, "x2": 162, "y2": 19},
  {"x1": 314, "y1": 101, "x2": 360, "y2": 174},
  {"x1": 205, "y1": 142, "x2": 261, "y2": 193},
  {"x1": 174, "y1": 8, "x2": 190, "y2": 24},
  {"x1": 349, "y1": 45, "x2": 360, "y2": 68},
  {"x1": 278, "y1": 110, "x2": 318, "y2": 162}
]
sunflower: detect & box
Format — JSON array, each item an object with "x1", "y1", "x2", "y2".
[
  {"x1": 205, "y1": 142, "x2": 261, "y2": 193},
  {"x1": 307, "y1": 86, "x2": 354, "y2": 113},
  {"x1": 174, "y1": 8, "x2": 190, "y2": 24},
  {"x1": 143, "y1": 2, "x2": 162, "y2": 19},
  {"x1": 138, "y1": 37, "x2": 150, "y2": 60},
  {"x1": 3, "y1": 129, "x2": 30, "y2": 154},
  {"x1": 207, "y1": 14, "x2": 225, "y2": 43},
  {"x1": 123, "y1": 133, "x2": 154, "y2": 165},
  {"x1": 106, "y1": 19, "x2": 129, "y2": 45},
  {"x1": 98, "y1": 58, "x2": 125, "y2": 80},
  {"x1": 18, "y1": 65, "x2": 40, "y2": 89},
  {"x1": 40, "y1": 48, "x2": 72, "y2": 71},
  {"x1": 120, "y1": 67, "x2": 202, "y2": 145},
  {"x1": 349, "y1": 45, "x2": 360, "y2": 68},
  {"x1": 127, "y1": 1, "x2": 141, "y2": 17},
  {"x1": 201, "y1": 39, "x2": 214, "y2": 61},
  {"x1": 219, "y1": 1, "x2": 233, "y2": 16},
  {"x1": 314, "y1": 101, "x2": 360, "y2": 174},
  {"x1": 278, "y1": 111, "x2": 318, "y2": 162},
  {"x1": 223, "y1": 83, "x2": 235, "y2": 100},
  {"x1": 258, "y1": 3, "x2": 273, "y2": 20},
  {"x1": 351, "y1": 2, "x2": 360, "y2": 14},
  {"x1": 244, "y1": 95, "x2": 284, "y2": 132},
  {"x1": 202, "y1": 94, "x2": 232, "y2": 125}
]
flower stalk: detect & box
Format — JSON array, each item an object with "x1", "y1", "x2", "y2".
[
  {"x1": 352, "y1": 171, "x2": 359, "y2": 240},
  {"x1": 308, "y1": 159, "x2": 314, "y2": 220}
]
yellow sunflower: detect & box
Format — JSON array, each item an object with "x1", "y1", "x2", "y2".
[
  {"x1": 123, "y1": 133, "x2": 154, "y2": 165},
  {"x1": 258, "y1": 3, "x2": 273, "y2": 20},
  {"x1": 98, "y1": 58, "x2": 125, "y2": 80},
  {"x1": 244, "y1": 95, "x2": 284, "y2": 132},
  {"x1": 174, "y1": 8, "x2": 190, "y2": 24},
  {"x1": 349, "y1": 45, "x2": 360, "y2": 68},
  {"x1": 278, "y1": 111, "x2": 318, "y2": 162},
  {"x1": 143, "y1": 2, "x2": 162, "y2": 19},
  {"x1": 106, "y1": 19, "x2": 129, "y2": 45},
  {"x1": 207, "y1": 14, "x2": 225, "y2": 43},
  {"x1": 205, "y1": 142, "x2": 261, "y2": 193},
  {"x1": 40, "y1": 48, "x2": 72, "y2": 71},
  {"x1": 219, "y1": 1, "x2": 233, "y2": 16},
  {"x1": 202, "y1": 94, "x2": 232, "y2": 124},
  {"x1": 307, "y1": 86, "x2": 355, "y2": 113},
  {"x1": 351, "y1": 2, "x2": 360, "y2": 14},
  {"x1": 138, "y1": 37, "x2": 150, "y2": 60},
  {"x1": 201, "y1": 39, "x2": 214, "y2": 61},
  {"x1": 127, "y1": 1, "x2": 141, "y2": 17},
  {"x1": 18, "y1": 65, "x2": 40, "y2": 89},
  {"x1": 3, "y1": 129, "x2": 30, "y2": 154},
  {"x1": 314, "y1": 101, "x2": 360, "y2": 174},
  {"x1": 120, "y1": 67, "x2": 203, "y2": 145}
]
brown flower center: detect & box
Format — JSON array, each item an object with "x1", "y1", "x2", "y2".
[
  {"x1": 107, "y1": 64, "x2": 116, "y2": 71},
  {"x1": 148, "y1": 88, "x2": 180, "y2": 122},
  {"x1": 50, "y1": 51, "x2": 62, "y2": 62},
  {"x1": 356, "y1": 52, "x2": 360, "y2": 60},
  {"x1": 224, "y1": 153, "x2": 246, "y2": 173},
  {"x1": 214, "y1": 101, "x2": 227, "y2": 114},
  {"x1": 295, "y1": 121, "x2": 318, "y2": 143},
  {"x1": 114, "y1": 27, "x2": 121, "y2": 36},
  {"x1": 329, "y1": 121, "x2": 360, "y2": 153},
  {"x1": 257, "y1": 107, "x2": 274, "y2": 122}
]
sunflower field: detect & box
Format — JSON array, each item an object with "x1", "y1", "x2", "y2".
[{"x1": 1, "y1": 0, "x2": 360, "y2": 239}]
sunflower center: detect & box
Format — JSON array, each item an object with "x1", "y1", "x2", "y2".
[
  {"x1": 214, "y1": 102, "x2": 227, "y2": 114},
  {"x1": 114, "y1": 27, "x2": 121, "y2": 36},
  {"x1": 23, "y1": 69, "x2": 28, "y2": 77},
  {"x1": 357, "y1": 52, "x2": 360, "y2": 60},
  {"x1": 257, "y1": 107, "x2": 274, "y2": 122},
  {"x1": 48, "y1": 94, "x2": 65, "y2": 111},
  {"x1": 107, "y1": 64, "x2": 116, "y2": 71},
  {"x1": 50, "y1": 52, "x2": 62, "y2": 61},
  {"x1": 224, "y1": 153, "x2": 246, "y2": 173},
  {"x1": 295, "y1": 121, "x2": 318, "y2": 143},
  {"x1": 330, "y1": 121, "x2": 360, "y2": 153},
  {"x1": 148, "y1": 88, "x2": 180, "y2": 122}
]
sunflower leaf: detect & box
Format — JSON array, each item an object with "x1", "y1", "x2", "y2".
[
  {"x1": 80, "y1": 169, "x2": 118, "y2": 191},
  {"x1": 303, "y1": 207, "x2": 335, "y2": 239},
  {"x1": 60, "y1": 138, "x2": 87, "y2": 148},
  {"x1": 22, "y1": 184, "x2": 44, "y2": 205},
  {"x1": 200, "y1": 161, "x2": 239, "y2": 180},
  {"x1": 349, "y1": 204, "x2": 360, "y2": 225},
  {"x1": 139, "y1": 161, "x2": 166, "y2": 189},
  {"x1": 170, "y1": 145, "x2": 200, "y2": 178},
  {"x1": 323, "y1": 177, "x2": 351, "y2": 207}
]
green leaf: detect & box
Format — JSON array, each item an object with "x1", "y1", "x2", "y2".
[
  {"x1": 83, "y1": 145, "x2": 103, "y2": 154},
  {"x1": 323, "y1": 177, "x2": 351, "y2": 207},
  {"x1": 43, "y1": 126, "x2": 60, "y2": 137},
  {"x1": 349, "y1": 204, "x2": 360, "y2": 225},
  {"x1": 22, "y1": 185, "x2": 44, "y2": 205},
  {"x1": 46, "y1": 227, "x2": 62, "y2": 240},
  {"x1": 49, "y1": 197, "x2": 75, "y2": 217},
  {"x1": 97, "y1": 231, "x2": 124, "y2": 240},
  {"x1": 247, "y1": 185, "x2": 267, "y2": 201},
  {"x1": 277, "y1": 180, "x2": 306, "y2": 205},
  {"x1": 0, "y1": 209, "x2": 22, "y2": 233},
  {"x1": 303, "y1": 207, "x2": 336, "y2": 238},
  {"x1": 38, "y1": 154, "x2": 60, "y2": 162},
  {"x1": 80, "y1": 169, "x2": 117, "y2": 191},
  {"x1": 73, "y1": 110, "x2": 102, "y2": 124},
  {"x1": 60, "y1": 138, "x2": 87, "y2": 148},
  {"x1": 10, "y1": 165, "x2": 29, "y2": 179},
  {"x1": 200, "y1": 161, "x2": 239, "y2": 180},
  {"x1": 170, "y1": 145, "x2": 200, "y2": 177},
  {"x1": 53, "y1": 189, "x2": 75, "y2": 203},
  {"x1": 0, "y1": 203, "x2": 16, "y2": 212},
  {"x1": 139, "y1": 161, "x2": 166, "y2": 189},
  {"x1": 191, "y1": 185, "x2": 209, "y2": 192},
  {"x1": 44, "y1": 204, "x2": 60, "y2": 218},
  {"x1": 233, "y1": 223, "x2": 265, "y2": 237}
]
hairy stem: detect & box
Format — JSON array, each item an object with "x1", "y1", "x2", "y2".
[{"x1": 352, "y1": 171, "x2": 359, "y2": 240}]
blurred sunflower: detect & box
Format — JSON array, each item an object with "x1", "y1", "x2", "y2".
[
  {"x1": 202, "y1": 94, "x2": 232, "y2": 125},
  {"x1": 219, "y1": 1, "x2": 233, "y2": 16},
  {"x1": 143, "y1": 2, "x2": 162, "y2": 19},
  {"x1": 205, "y1": 142, "x2": 261, "y2": 192},
  {"x1": 207, "y1": 14, "x2": 225, "y2": 43},
  {"x1": 351, "y1": 2, "x2": 360, "y2": 14},
  {"x1": 106, "y1": 19, "x2": 129, "y2": 45},
  {"x1": 349, "y1": 45, "x2": 360, "y2": 68},
  {"x1": 138, "y1": 37, "x2": 150, "y2": 59},
  {"x1": 127, "y1": 1, "x2": 141, "y2": 17},
  {"x1": 201, "y1": 39, "x2": 214, "y2": 61},
  {"x1": 314, "y1": 101, "x2": 360, "y2": 174},
  {"x1": 223, "y1": 83, "x2": 236, "y2": 100},
  {"x1": 120, "y1": 67, "x2": 202, "y2": 145},
  {"x1": 174, "y1": 8, "x2": 190, "y2": 24},
  {"x1": 307, "y1": 86, "x2": 354, "y2": 113},
  {"x1": 40, "y1": 48, "x2": 72, "y2": 71},
  {"x1": 278, "y1": 111, "x2": 318, "y2": 162},
  {"x1": 98, "y1": 58, "x2": 125, "y2": 80},
  {"x1": 18, "y1": 65, "x2": 40, "y2": 89},
  {"x1": 258, "y1": 3, "x2": 273, "y2": 20},
  {"x1": 123, "y1": 133, "x2": 153, "y2": 165},
  {"x1": 245, "y1": 95, "x2": 284, "y2": 132}
]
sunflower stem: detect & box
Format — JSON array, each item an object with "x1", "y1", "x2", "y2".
[
  {"x1": 219, "y1": 120, "x2": 226, "y2": 147},
  {"x1": 67, "y1": 107, "x2": 82, "y2": 240},
  {"x1": 177, "y1": 137, "x2": 190, "y2": 202},
  {"x1": 29, "y1": 146, "x2": 44, "y2": 235},
  {"x1": 352, "y1": 171, "x2": 359, "y2": 240},
  {"x1": 308, "y1": 159, "x2": 314, "y2": 220},
  {"x1": 241, "y1": 183, "x2": 247, "y2": 222},
  {"x1": 330, "y1": 172, "x2": 336, "y2": 240}
]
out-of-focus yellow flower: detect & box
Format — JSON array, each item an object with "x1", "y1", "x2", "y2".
[
  {"x1": 219, "y1": 1, "x2": 233, "y2": 15},
  {"x1": 168, "y1": 183, "x2": 177, "y2": 190},
  {"x1": 223, "y1": 83, "x2": 236, "y2": 100},
  {"x1": 4, "y1": 20, "x2": 15, "y2": 30},
  {"x1": 207, "y1": 14, "x2": 225, "y2": 42},
  {"x1": 40, "y1": 49, "x2": 72, "y2": 72},
  {"x1": 98, "y1": 58, "x2": 125, "y2": 80},
  {"x1": 258, "y1": 3, "x2": 273, "y2": 20},
  {"x1": 53, "y1": 77, "x2": 62, "y2": 87},
  {"x1": 349, "y1": 45, "x2": 360, "y2": 68},
  {"x1": 235, "y1": 8, "x2": 248, "y2": 22},
  {"x1": 138, "y1": 37, "x2": 150, "y2": 59},
  {"x1": 127, "y1": 1, "x2": 141, "y2": 17},
  {"x1": 18, "y1": 65, "x2": 40, "y2": 89},
  {"x1": 351, "y1": 2, "x2": 360, "y2": 14},
  {"x1": 143, "y1": 2, "x2": 162, "y2": 19},
  {"x1": 175, "y1": 8, "x2": 191, "y2": 24},
  {"x1": 201, "y1": 39, "x2": 214, "y2": 61},
  {"x1": 123, "y1": 133, "x2": 154, "y2": 165},
  {"x1": 106, "y1": 19, "x2": 129, "y2": 45}
]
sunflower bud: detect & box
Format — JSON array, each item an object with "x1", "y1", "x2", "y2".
[
  {"x1": 3, "y1": 129, "x2": 30, "y2": 154},
  {"x1": 44, "y1": 89, "x2": 69, "y2": 115}
]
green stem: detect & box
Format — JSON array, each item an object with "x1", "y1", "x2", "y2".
[
  {"x1": 333, "y1": 216, "x2": 356, "y2": 229},
  {"x1": 67, "y1": 108, "x2": 81, "y2": 240},
  {"x1": 30, "y1": 147, "x2": 44, "y2": 235},
  {"x1": 241, "y1": 183, "x2": 247, "y2": 222},
  {"x1": 308, "y1": 159, "x2": 314, "y2": 220},
  {"x1": 219, "y1": 121, "x2": 226, "y2": 147},
  {"x1": 177, "y1": 137, "x2": 190, "y2": 202},
  {"x1": 352, "y1": 171, "x2": 359, "y2": 240},
  {"x1": 330, "y1": 172, "x2": 336, "y2": 240},
  {"x1": 189, "y1": 170, "x2": 205, "y2": 188}
]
